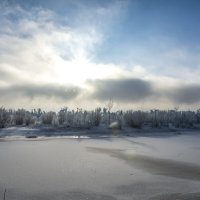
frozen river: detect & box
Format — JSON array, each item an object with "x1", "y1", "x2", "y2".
[{"x1": 0, "y1": 133, "x2": 200, "y2": 200}]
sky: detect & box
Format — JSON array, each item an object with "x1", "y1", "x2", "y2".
[{"x1": 0, "y1": 0, "x2": 200, "y2": 111}]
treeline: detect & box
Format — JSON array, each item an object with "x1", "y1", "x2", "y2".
[{"x1": 0, "y1": 107, "x2": 200, "y2": 129}]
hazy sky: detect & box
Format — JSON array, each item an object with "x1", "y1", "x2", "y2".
[{"x1": 0, "y1": 0, "x2": 200, "y2": 110}]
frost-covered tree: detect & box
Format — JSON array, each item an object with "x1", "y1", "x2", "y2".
[
  {"x1": 24, "y1": 111, "x2": 35, "y2": 126},
  {"x1": 196, "y1": 109, "x2": 200, "y2": 124},
  {"x1": 116, "y1": 110, "x2": 123, "y2": 129},
  {"x1": 1, "y1": 106, "x2": 200, "y2": 130},
  {"x1": 0, "y1": 107, "x2": 10, "y2": 128},
  {"x1": 14, "y1": 109, "x2": 26, "y2": 125},
  {"x1": 92, "y1": 107, "x2": 102, "y2": 126},
  {"x1": 174, "y1": 111, "x2": 195, "y2": 128},
  {"x1": 107, "y1": 99, "x2": 114, "y2": 125},
  {"x1": 58, "y1": 107, "x2": 68, "y2": 125},
  {"x1": 42, "y1": 111, "x2": 55, "y2": 125}
]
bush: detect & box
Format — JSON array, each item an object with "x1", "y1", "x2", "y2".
[{"x1": 124, "y1": 110, "x2": 146, "y2": 128}]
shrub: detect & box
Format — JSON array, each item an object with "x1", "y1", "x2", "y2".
[{"x1": 124, "y1": 110, "x2": 146, "y2": 128}]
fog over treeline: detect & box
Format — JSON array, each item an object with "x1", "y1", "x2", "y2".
[{"x1": 1, "y1": 106, "x2": 200, "y2": 130}]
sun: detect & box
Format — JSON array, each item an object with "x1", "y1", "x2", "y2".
[{"x1": 55, "y1": 57, "x2": 123, "y2": 87}]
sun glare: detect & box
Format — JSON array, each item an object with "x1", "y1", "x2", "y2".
[{"x1": 56, "y1": 57, "x2": 123, "y2": 87}]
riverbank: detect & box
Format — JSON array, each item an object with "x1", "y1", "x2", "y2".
[{"x1": 1, "y1": 124, "x2": 200, "y2": 139}]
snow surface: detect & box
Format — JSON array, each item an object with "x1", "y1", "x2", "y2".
[{"x1": 0, "y1": 132, "x2": 200, "y2": 199}]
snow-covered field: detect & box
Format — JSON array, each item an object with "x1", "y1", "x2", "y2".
[{"x1": 0, "y1": 132, "x2": 200, "y2": 200}]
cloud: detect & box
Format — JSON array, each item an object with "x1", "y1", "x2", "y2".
[
  {"x1": 85, "y1": 78, "x2": 200, "y2": 109},
  {"x1": 87, "y1": 78, "x2": 154, "y2": 102},
  {"x1": 166, "y1": 85, "x2": 200, "y2": 104},
  {"x1": 0, "y1": 1, "x2": 130, "y2": 109},
  {"x1": 0, "y1": 2, "x2": 103, "y2": 85},
  {"x1": 0, "y1": 68, "x2": 13, "y2": 81},
  {"x1": 0, "y1": 1, "x2": 131, "y2": 87},
  {"x1": 0, "y1": 1, "x2": 200, "y2": 110},
  {"x1": 0, "y1": 84, "x2": 81, "y2": 101}
]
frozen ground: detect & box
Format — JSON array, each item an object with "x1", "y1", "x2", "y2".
[{"x1": 0, "y1": 131, "x2": 200, "y2": 200}]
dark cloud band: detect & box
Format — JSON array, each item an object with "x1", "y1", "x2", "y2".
[
  {"x1": 0, "y1": 84, "x2": 81, "y2": 101},
  {"x1": 87, "y1": 78, "x2": 200, "y2": 105},
  {"x1": 87, "y1": 78, "x2": 154, "y2": 102},
  {"x1": 1, "y1": 78, "x2": 200, "y2": 107},
  {"x1": 166, "y1": 85, "x2": 200, "y2": 104}
]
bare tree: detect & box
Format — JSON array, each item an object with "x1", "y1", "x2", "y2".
[
  {"x1": 4, "y1": 189, "x2": 6, "y2": 200},
  {"x1": 107, "y1": 99, "x2": 114, "y2": 125}
]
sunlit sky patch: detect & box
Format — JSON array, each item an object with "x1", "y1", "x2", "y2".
[{"x1": 0, "y1": 0, "x2": 200, "y2": 110}]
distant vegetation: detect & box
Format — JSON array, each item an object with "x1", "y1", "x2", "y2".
[{"x1": 0, "y1": 107, "x2": 200, "y2": 129}]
